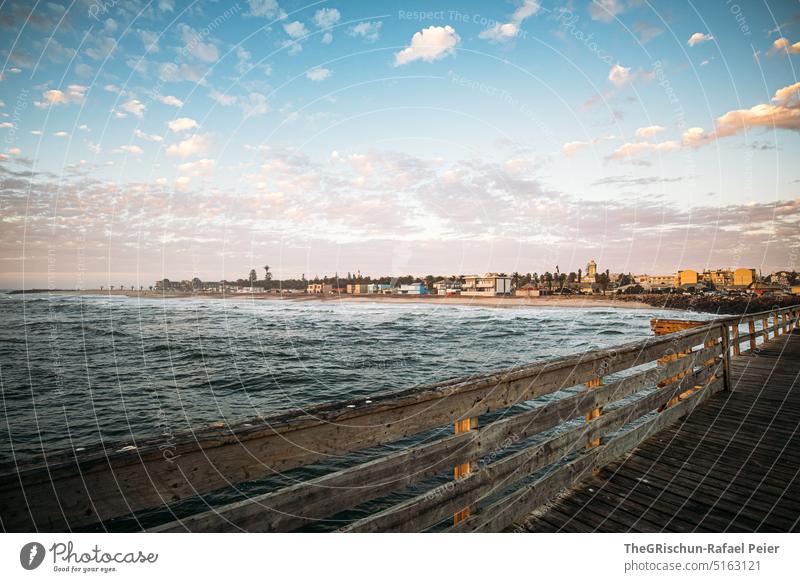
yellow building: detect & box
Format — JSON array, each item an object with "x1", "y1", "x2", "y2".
[
  {"x1": 677, "y1": 269, "x2": 698, "y2": 286},
  {"x1": 733, "y1": 268, "x2": 756, "y2": 287}
]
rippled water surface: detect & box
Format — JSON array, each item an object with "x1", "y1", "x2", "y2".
[{"x1": 0, "y1": 293, "x2": 713, "y2": 464}]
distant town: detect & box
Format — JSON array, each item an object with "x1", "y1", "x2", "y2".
[{"x1": 130, "y1": 261, "x2": 800, "y2": 298}]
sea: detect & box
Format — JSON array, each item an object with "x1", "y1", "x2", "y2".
[{"x1": 0, "y1": 292, "x2": 714, "y2": 529}]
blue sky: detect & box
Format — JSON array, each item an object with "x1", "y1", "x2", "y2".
[{"x1": 1, "y1": 0, "x2": 799, "y2": 287}]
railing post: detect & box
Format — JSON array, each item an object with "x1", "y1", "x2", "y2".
[
  {"x1": 720, "y1": 325, "x2": 732, "y2": 391},
  {"x1": 585, "y1": 377, "x2": 603, "y2": 449},
  {"x1": 775, "y1": 311, "x2": 781, "y2": 337},
  {"x1": 748, "y1": 320, "x2": 757, "y2": 351},
  {"x1": 453, "y1": 417, "x2": 477, "y2": 524},
  {"x1": 731, "y1": 323, "x2": 741, "y2": 356},
  {"x1": 762, "y1": 316, "x2": 769, "y2": 343}
]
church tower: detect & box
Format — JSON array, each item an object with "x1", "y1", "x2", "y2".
[{"x1": 587, "y1": 260, "x2": 597, "y2": 282}]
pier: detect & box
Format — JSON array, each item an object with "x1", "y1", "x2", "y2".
[{"x1": 1, "y1": 305, "x2": 798, "y2": 533}]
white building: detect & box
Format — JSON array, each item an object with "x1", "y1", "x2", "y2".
[{"x1": 461, "y1": 273, "x2": 512, "y2": 296}]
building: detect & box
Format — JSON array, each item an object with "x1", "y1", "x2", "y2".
[
  {"x1": 397, "y1": 283, "x2": 428, "y2": 295},
  {"x1": 733, "y1": 268, "x2": 756, "y2": 287},
  {"x1": 634, "y1": 274, "x2": 676, "y2": 291},
  {"x1": 791, "y1": 285, "x2": 800, "y2": 296},
  {"x1": 346, "y1": 283, "x2": 370, "y2": 294},
  {"x1": 701, "y1": 269, "x2": 734, "y2": 288},
  {"x1": 515, "y1": 283, "x2": 547, "y2": 297},
  {"x1": 584, "y1": 260, "x2": 597, "y2": 283},
  {"x1": 307, "y1": 283, "x2": 332, "y2": 294},
  {"x1": 433, "y1": 280, "x2": 462, "y2": 295},
  {"x1": 749, "y1": 282, "x2": 785, "y2": 297},
  {"x1": 461, "y1": 273, "x2": 512, "y2": 296},
  {"x1": 677, "y1": 269, "x2": 698, "y2": 287}
]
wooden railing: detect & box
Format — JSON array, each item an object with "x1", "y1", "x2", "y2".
[{"x1": 1, "y1": 305, "x2": 798, "y2": 533}]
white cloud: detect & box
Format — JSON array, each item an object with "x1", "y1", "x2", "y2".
[
  {"x1": 562, "y1": 134, "x2": 615, "y2": 156},
  {"x1": 283, "y1": 21, "x2": 308, "y2": 39},
  {"x1": 589, "y1": 0, "x2": 625, "y2": 22},
  {"x1": 0, "y1": 122, "x2": 14, "y2": 129},
  {"x1": 247, "y1": 0, "x2": 283, "y2": 18},
  {"x1": 121, "y1": 98, "x2": 145, "y2": 118},
  {"x1": 610, "y1": 140, "x2": 680, "y2": 160},
  {"x1": 178, "y1": 158, "x2": 215, "y2": 175},
  {"x1": 168, "y1": 117, "x2": 199, "y2": 132},
  {"x1": 166, "y1": 133, "x2": 212, "y2": 157},
  {"x1": 240, "y1": 92, "x2": 269, "y2": 117},
  {"x1": 159, "y1": 95, "x2": 184, "y2": 108},
  {"x1": 635, "y1": 125, "x2": 665, "y2": 138},
  {"x1": 134, "y1": 129, "x2": 163, "y2": 142},
  {"x1": 394, "y1": 26, "x2": 460, "y2": 66},
  {"x1": 116, "y1": 144, "x2": 143, "y2": 155},
  {"x1": 687, "y1": 32, "x2": 714, "y2": 47},
  {"x1": 209, "y1": 89, "x2": 237, "y2": 106},
  {"x1": 479, "y1": 1, "x2": 540, "y2": 43},
  {"x1": 7, "y1": 148, "x2": 22, "y2": 155},
  {"x1": 54, "y1": 131, "x2": 69, "y2": 138},
  {"x1": 306, "y1": 67, "x2": 331, "y2": 81},
  {"x1": 137, "y1": 29, "x2": 160, "y2": 53},
  {"x1": 35, "y1": 84, "x2": 87, "y2": 107},
  {"x1": 313, "y1": 8, "x2": 340, "y2": 29},
  {"x1": 608, "y1": 64, "x2": 631, "y2": 87},
  {"x1": 158, "y1": 62, "x2": 208, "y2": 84},
  {"x1": 348, "y1": 21, "x2": 382, "y2": 43},
  {"x1": 178, "y1": 24, "x2": 219, "y2": 62}
]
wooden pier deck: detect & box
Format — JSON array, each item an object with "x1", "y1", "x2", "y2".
[{"x1": 519, "y1": 330, "x2": 800, "y2": 533}]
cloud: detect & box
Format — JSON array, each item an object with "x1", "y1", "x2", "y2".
[
  {"x1": 394, "y1": 26, "x2": 460, "y2": 66},
  {"x1": 608, "y1": 64, "x2": 631, "y2": 87},
  {"x1": 134, "y1": 129, "x2": 163, "y2": 143},
  {"x1": 137, "y1": 29, "x2": 160, "y2": 53},
  {"x1": 313, "y1": 8, "x2": 340, "y2": 29},
  {"x1": 178, "y1": 158, "x2": 215, "y2": 175},
  {"x1": 178, "y1": 24, "x2": 219, "y2": 62},
  {"x1": 562, "y1": 135, "x2": 615, "y2": 156},
  {"x1": 54, "y1": 131, "x2": 69, "y2": 138},
  {"x1": 166, "y1": 133, "x2": 211, "y2": 157},
  {"x1": 682, "y1": 82, "x2": 800, "y2": 148},
  {"x1": 247, "y1": 0, "x2": 283, "y2": 18},
  {"x1": 159, "y1": 95, "x2": 184, "y2": 108},
  {"x1": 159, "y1": 62, "x2": 208, "y2": 84},
  {"x1": 635, "y1": 125, "x2": 665, "y2": 138},
  {"x1": 589, "y1": 0, "x2": 626, "y2": 22},
  {"x1": 768, "y1": 37, "x2": 800, "y2": 56},
  {"x1": 479, "y1": 0, "x2": 540, "y2": 43},
  {"x1": 239, "y1": 92, "x2": 269, "y2": 117},
  {"x1": 306, "y1": 67, "x2": 331, "y2": 81},
  {"x1": 168, "y1": 117, "x2": 199, "y2": 132},
  {"x1": 283, "y1": 21, "x2": 308, "y2": 39},
  {"x1": 34, "y1": 84, "x2": 87, "y2": 107},
  {"x1": 687, "y1": 32, "x2": 714, "y2": 47},
  {"x1": 348, "y1": 21, "x2": 382, "y2": 42},
  {"x1": 121, "y1": 98, "x2": 145, "y2": 118},
  {"x1": 209, "y1": 89, "x2": 237, "y2": 106},
  {"x1": 609, "y1": 140, "x2": 680, "y2": 160},
  {"x1": 116, "y1": 144, "x2": 143, "y2": 155}
]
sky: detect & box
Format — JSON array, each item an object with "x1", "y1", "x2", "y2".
[{"x1": 1, "y1": 0, "x2": 799, "y2": 288}]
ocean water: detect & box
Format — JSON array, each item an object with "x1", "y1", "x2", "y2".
[{"x1": 0, "y1": 293, "x2": 712, "y2": 464}]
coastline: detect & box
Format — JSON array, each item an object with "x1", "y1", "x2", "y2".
[{"x1": 7, "y1": 289, "x2": 666, "y2": 311}]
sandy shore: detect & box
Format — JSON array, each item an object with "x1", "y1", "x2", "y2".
[{"x1": 19, "y1": 289, "x2": 663, "y2": 310}]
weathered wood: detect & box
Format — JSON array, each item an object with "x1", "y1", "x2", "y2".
[
  {"x1": 748, "y1": 320, "x2": 757, "y2": 351},
  {"x1": 452, "y1": 375, "x2": 725, "y2": 532},
  {"x1": 521, "y1": 330, "x2": 800, "y2": 533},
  {"x1": 342, "y1": 365, "x2": 720, "y2": 533}
]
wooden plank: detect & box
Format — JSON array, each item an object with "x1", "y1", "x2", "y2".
[{"x1": 453, "y1": 417, "x2": 477, "y2": 524}]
